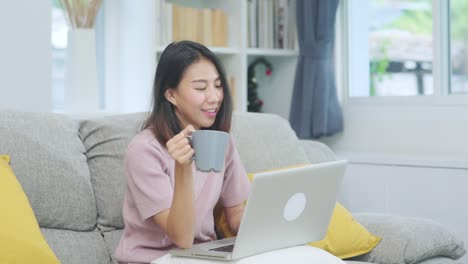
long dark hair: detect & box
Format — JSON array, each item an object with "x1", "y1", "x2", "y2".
[{"x1": 143, "y1": 41, "x2": 233, "y2": 145}]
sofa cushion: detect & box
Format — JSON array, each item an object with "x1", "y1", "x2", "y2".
[
  {"x1": 0, "y1": 155, "x2": 60, "y2": 264},
  {"x1": 299, "y1": 139, "x2": 337, "y2": 163},
  {"x1": 103, "y1": 229, "x2": 124, "y2": 264},
  {"x1": 345, "y1": 258, "x2": 462, "y2": 264},
  {"x1": 345, "y1": 262, "x2": 375, "y2": 264},
  {"x1": 42, "y1": 228, "x2": 112, "y2": 264},
  {"x1": 416, "y1": 256, "x2": 462, "y2": 264},
  {"x1": 350, "y1": 213, "x2": 466, "y2": 264},
  {"x1": 230, "y1": 112, "x2": 310, "y2": 173},
  {"x1": 0, "y1": 111, "x2": 96, "y2": 231},
  {"x1": 79, "y1": 113, "x2": 146, "y2": 231}
]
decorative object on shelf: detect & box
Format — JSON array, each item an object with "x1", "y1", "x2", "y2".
[
  {"x1": 247, "y1": 57, "x2": 273, "y2": 112},
  {"x1": 59, "y1": 0, "x2": 103, "y2": 114}
]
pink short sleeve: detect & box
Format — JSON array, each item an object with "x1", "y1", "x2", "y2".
[
  {"x1": 125, "y1": 137, "x2": 174, "y2": 220},
  {"x1": 219, "y1": 136, "x2": 251, "y2": 207}
]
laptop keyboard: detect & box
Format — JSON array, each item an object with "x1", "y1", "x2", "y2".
[{"x1": 209, "y1": 244, "x2": 234, "y2": 252}]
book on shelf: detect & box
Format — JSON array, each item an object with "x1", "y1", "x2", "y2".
[
  {"x1": 201, "y1": 8, "x2": 213, "y2": 46},
  {"x1": 157, "y1": 2, "x2": 229, "y2": 47},
  {"x1": 248, "y1": 0, "x2": 258, "y2": 48},
  {"x1": 211, "y1": 9, "x2": 228, "y2": 47},
  {"x1": 247, "y1": 0, "x2": 296, "y2": 50}
]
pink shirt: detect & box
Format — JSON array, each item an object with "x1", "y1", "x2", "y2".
[{"x1": 114, "y1": 129, "x2": 250, "y2": 263}]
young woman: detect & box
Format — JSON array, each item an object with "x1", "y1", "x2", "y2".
[{"x1": 114, "y1": 41, "x2": 251, "y2": 264}]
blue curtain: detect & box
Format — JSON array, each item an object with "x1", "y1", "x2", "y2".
[{"x1": 289, "y1": 0, "x2": 343, "y2": 139}]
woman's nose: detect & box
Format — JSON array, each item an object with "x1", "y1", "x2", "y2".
[{"x1": 206, "y1": 85, "x2": 222, "y2": 103}]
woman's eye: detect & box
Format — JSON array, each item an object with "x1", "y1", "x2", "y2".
[
  {"x1": 215, "y1": 84, "x2": 223, "y2": 89},
  {"x1": 194, "y1": 87, "x2": 206, "y2": 90}
]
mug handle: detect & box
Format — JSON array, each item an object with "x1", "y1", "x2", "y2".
[{"x1": 186, "y1": 135, "x2": 195, "y2": 160}]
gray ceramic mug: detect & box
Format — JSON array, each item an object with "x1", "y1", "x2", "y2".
[{"x1": 188, "y1": 130, "x2": 229, "y2": 172}]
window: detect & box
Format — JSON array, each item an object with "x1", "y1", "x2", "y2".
[
  {"x1": 369, "y1": 0, "x2": 433, "y2": 96},
  {"x1": 450, "y1": 0, "x2": 468, "y2": 94},
  {"x1": 346, "y1": 0, "x2": 468, "y2": 98},
  {"x1": 330, "y1": 0, "x2": 468, "y2": 166},
  {"x1": 51, "y1": 0, "x2": 68, "y2": 111}
]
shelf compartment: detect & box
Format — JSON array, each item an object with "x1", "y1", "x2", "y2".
[
  {"x1": 156, "y1": 45, "x2": 240, "y2": 56},
  {"x1": 247, "y1": 48, "x2": 298, "y2": 57}
]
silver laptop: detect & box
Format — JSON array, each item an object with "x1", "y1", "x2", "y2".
[{"x1": 167, "y1": 160, "x2": 347, "y2": 261}]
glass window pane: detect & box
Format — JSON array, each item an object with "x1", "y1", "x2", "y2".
[
  {"x1": 52, "y1": 0, "x2": 68, "y2": 111},
  {"x1": 450, "y1": 0, "x2": 468, "y2": 94},
  {"x1": 368, "y1": 0, "x2": 433, "y2": 97}
]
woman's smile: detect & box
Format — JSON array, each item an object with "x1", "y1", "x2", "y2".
[{"x1": 202, "y1": 108, "x2": 218, "y2": 117}]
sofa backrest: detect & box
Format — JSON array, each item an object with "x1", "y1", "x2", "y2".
[
  {"x1": 79, "y1": 113, "x2": 146, "y2": 231},
  {"x1": 231, "y1": 112, "x2": 310, "y2": 172},
  {"x1": 0, "y1": 110, "x2": 312, "y2": 263},
  {"x1": 78, "y1": 111, "x2": 311, "y2": 232}
]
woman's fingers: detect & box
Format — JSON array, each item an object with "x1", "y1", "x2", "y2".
[
  {"x1": 171, "y1": 144, "x2": 191, "y2": 160},
  {"x1": 166, "y1": 125, "x2": 196, "y2": 165},
  {"x1": 179, "y1": 148, "x2": 195, "y2": 163},
  {"x1": 173, "y1": 145, "x2": 195, "y2": 165},
  {"x1": 167, "y1": 137, "x2": 190, "y2": 153},
  {"x1": 167, "y1": 125, "x2": 195, "y2": 147}
]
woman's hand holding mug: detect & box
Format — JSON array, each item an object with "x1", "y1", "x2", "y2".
[{"x1": 166, "y1": 125, "x2": 195, "y2": 166}]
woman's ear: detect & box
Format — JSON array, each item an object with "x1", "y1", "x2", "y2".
[{"x1": 164, "y1": 89, "x2": 177, "y2": 106}]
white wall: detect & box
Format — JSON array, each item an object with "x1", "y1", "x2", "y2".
[
  {"x1": 257, "y1": 57, "x2": 297, "y2": 120},
  {"x1": 0, "y1": 1, "x2": 52, "y2": 112},
  {"x1": 104, "y1": 0, "x2": 156, "y2": 113},
  {"x1": 322, "y1": 103, "x2": 468, "y2": 165}
]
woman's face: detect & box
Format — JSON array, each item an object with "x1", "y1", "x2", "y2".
[{"x1": 165, "y1": 58, "x2": 224, "y2": 130}]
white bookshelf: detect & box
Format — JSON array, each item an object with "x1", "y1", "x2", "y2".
[{"x1": 156, "y1": 0, "x2": 298, "y2": 119}]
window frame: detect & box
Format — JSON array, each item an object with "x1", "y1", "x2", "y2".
[{"x1": 338, "y1": 0, "x2": 468, "y2": 107}]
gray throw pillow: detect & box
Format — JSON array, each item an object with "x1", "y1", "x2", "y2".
[
  {"x1": 349, "y1": 213, "x2": 466, "y2": 264},
  {"x1": 416, "y1": 256, "x2": 463, "y2": 264}
]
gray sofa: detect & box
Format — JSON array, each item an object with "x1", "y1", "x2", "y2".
[{"x1": 1, "y1": 110, "x2": 465, "y2": 264}]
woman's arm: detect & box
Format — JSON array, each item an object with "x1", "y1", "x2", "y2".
[
  {"x1": 224, "y1": 203, "x2": 246, "y2": 234},
  {"x1": 152, "y1": 126, "x2": 196, "y2": 249}
]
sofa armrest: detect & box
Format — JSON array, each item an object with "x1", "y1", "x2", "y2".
[
  {"x1": 349, "y1": 213, "x2": 466, "y2": 264},
  {"x1": 299, "y1": 139, "x2": 337, "y2": 164}
]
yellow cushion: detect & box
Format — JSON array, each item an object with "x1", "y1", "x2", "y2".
[
  {"x1": 308, "y1": 202, "x2": 381, "y2": 259},
  {"x1": 214, "y1": 165, "x2": 381, "y2": 259},
  {"x1": 0, "y1": 155, "x2": 60, "y2": 264}
]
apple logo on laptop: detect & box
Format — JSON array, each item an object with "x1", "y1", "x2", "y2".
[{"x1": 283, "y1": 193, "x2": 307, "y2": 221}]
